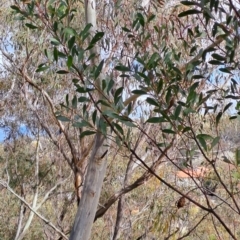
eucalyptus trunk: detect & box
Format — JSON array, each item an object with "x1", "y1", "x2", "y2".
[{"x1": 69, "y1": 1, "x2": 108, "y2": 239}]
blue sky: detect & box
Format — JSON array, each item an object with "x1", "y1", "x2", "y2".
[{"x1": 0, "y1": 128, "x2": 5, "y2": 142}]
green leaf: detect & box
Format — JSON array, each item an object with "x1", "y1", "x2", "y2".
[
  {"x1": 235, "y1": 149, "x2": 240, "y2": 165},
  {"x1": 137, "y1": 12, "x2": 145, "y2": 27},
  {"x1": 94, "y1": 60, "x2": 104, "y2": 79},
  {"x1": 50, "y1": 38, "x2": 60, "y2": 46},
  {"x1": 99, "y1": 118, "x2": 107, "y2": 136},
  {"x1": 189, "y1": 81, "x2": 199, "y2": 92},
  {"x1": 225, "y1": 95, "x2": 240, "y2": 100},
  {"x1": 212, "y1": 53, "x2": 225, "y2": 61},
  {"x1": 115, "y1": 65, "x2": 131, "y2": 72},
  {"x1": 180, "y1": 1, "x2": 200, "y2": 6},
  {"x1": 222, "y1": 156, "x2": 232, "y2": 164},
  {"x1": 53, "y1": 47, "x2": 58, "y2": 62},
  {"x1": 92, "y1": 110, "x2": 97, "y2": 125},
  {"x1": 131, "y1": 90, "x2": 147, "y2": 95},
  {"x1": 147, "y1": 14, "x2": 156, "y2": 22},
  {"x1": 56, "y1": 115, "x2": 70, "y2": 122},
  {"x1": 25, "y1": 23, "x2": 38, "y2": 29},
  {"x1": 178, "y1": 9, "x2": 202, "y2": 17},
  {"x1": 68, "y1": 36, "x2": 75, "y2": 49},
  {"x1": 208, "y1": 60, "x2": 223, "y2": 65},
  {"x1": 113, "y1": 122, "x2": 124, "y2": 135},
  {"x1": 174, "y1": 105, "x2": 182, "y2": 119},
  {"x1": 67, "y1": 56, "x2": 73, "y2": 68},
  {"x1": 216, "y1": 111, "x2": 222, "y2": 126},
  {"x1": 197, "y1": 134, "x2": 213, "y2": 140},
  {"x1": 162, "y1": 129, "x2": 176, "y2": 134},
  {"x1": 96, "y1": 100, "x2": 111, "y2": 108},
  {"x1": 182, "y1": 127, "x2": 192, "y2": 133},
  {"x1": 219, "y1": 68, "x2": 232, "y2": 74},
  {"x1": 114, "y1": 87, "x2": 123, "y2": 105},
  {"x1": 211, "y1": 136, "x2": 220, "y2": 149},
  {"x1": 115, "y1": 87, "x2": 123, "y2": 97},
  {"x1": 76, "y1": 87, "x2": 94, "y2": 93},
  {"x1": 183, "y1": 108, "x2": 195, "y2": 115},
  {"x1": 80, "y1": 23, "x2": 92, "y2": 38},
  {"x1": 107, "y1": 79, "x2": 114, "y2": 94},
  {"x1": 80, "y1": 130, "x2": 96, "y2": 138},
  {"x1": 223, "y1": 102, "x2": 233, "y2": 113},
  {"x1": 44, "y1": 49, "x2": 53, "y2": 60},
  {"x1": 121, "y1": 120, "x2": 136, "y2": 127},
  {"x1": 78, "y1": 96, "x2": 89, "y2": 102},
  {"x1": 36, "y1": 65, "x2": 49, "y2": 72},
  {"x1": 192, "y1": 75, "x2": 204, "y2": 79},
  {"x1": 73, "y1": 120, "x2": 91, "y2": 128},
  {"x1": 157, "y1": 79, "x2": 163, "y2": 94},
  {"x1": 146, "y1": 117, "x2": 166, "y2": 123},
  {"x1": 146, "y1": 97, "x2": 159, "y2": 107},
  {"x1": 10, "y1": 5, "x2": 20, "y2": 12},
  {"x1": 63, "y1": 27, "x2": 77, "y2": 37},
  {"x1": 122, "y1": 27, "x2": 131, "y2": 32},
  {"x1": 89, "y1": 32, "x2": 104, "y2": 45},
  {"x1": 56, "y1": 70, "x2": 69, "y2": 74},
  {"x1": 72, "y1": 95, "x2": 77, "y2": 109},
  {"x1": 196, "y1": 135, "x2": 207, "y2": 151}
]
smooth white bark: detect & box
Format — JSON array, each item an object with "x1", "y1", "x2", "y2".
[{"x1": 69, "y1": 1, "x2": 109, "y2": 239}]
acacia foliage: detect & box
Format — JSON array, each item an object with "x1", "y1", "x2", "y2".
[{"x1": 0, "y1": 0, "x2": 240, "y2": 239}]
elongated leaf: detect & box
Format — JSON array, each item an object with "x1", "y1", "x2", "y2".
[
  {"x1": 11, "y1": 5, "x2": 20, "y2": 11},
  {"x1": 211, "y1": 136, "x2": 220, "y2": 149},
  {"x1": 80, "y1": 23, "x2": 92, "y2": 38},
  {"x1": 178, "y1": 9, "x2": 202, "y2": 17},
  {"x1": 72, "y1": 95, "x2": 77, "y2": 109},
  {"x1": 36, "y1": 65, "x2": 49, "y2": 72},
  {"x1": 219, "y1": 68, "x2": 232, "y2": 74},
  {"x1": 76, "y1": 87, "x2": 94, "y2": 93},
  {"x1": 208, "y1": 60, "x2": 223, "y2": 65},
  {"x1": 78, "y1": 96, "x2": 89, "y2": 102},
  {"x1": 115, "y1": 87, "x2": 124, "y2": 98},
  {"x1": 50, "y1": 38, "x2": 60, "y2": 46},
  {"x1": 90, "y1": 32, "x2": 104, "y2": 45},
  {"x1": 112, "y1": 122, "x2": 124, "y2": 135},
  {"x1": 80, "y1": 130, "x2": 96, "y2": 138},
  {"x1": 180, "y1": 1, "x2": 200, "y2": 6},
  {"x1": 92, "y1": 110, "x2": 97, "y2": 125},
  {"x1": 25, "y1": 23, "x2": 38, "y2": 29},
  {"x1": 174, "y1": 105, "x2": 182, "y2": 119},
  {"x1": 115, "y1": 65, "x2": 131, "y2": 72},
  {"x1": 146, "y1": 97, "x2": 159, "y2": 106},
  {"x1": 223, "y1": 102, "x2": 233, "y2": 113},
  {"x1": 162, "y1": 129, "x2": 176, "y2": 134},
  {"x1": 94, "y1": 60, "x2": 104, "y2": 79},
  {"x1": 122, "y1": 27, "x2": 131, "y2": 32},
  {"x1": 197, "y1": 134, "x2": 213, "y2": 140},
  {"x1": 57, "y1": 115, "x2": 70, "y2": 122},
  {"x1": 235, "y1": 149, "x2": 240, "y2": 165},
  {"x1": 212, "y1": 53, "x2": 225, "y2": 61},
  {"x1": 216, "y1": 111, "x2": 222, "y2": 126},
  {"x1": 131, "y1": 90, "x2": 147, "y2": 95},
  {"x1": 98, "y1": 118, "x2": 107, "y2": 136},
  {"x1": 147, "y1": 117, "x2": 166, "y2": 123},
  {"x1": 196, "y1": 136, "x2": 207, "y2": 151},
  {"x1": 67, "y1": 56, "x2": 73, "y2": 68},
  {"x1": 73, "y1": 121, "x2": 91, "y2": 128},
  {"x1": 68, "y1": 36, "x2": 75, "y2": 50},
  {"x1": 182, "y1": 127, "x2": 192, "y2": 133},
  {"x1": 56, "y1": 70, "x2": 69, "y2": 74}
]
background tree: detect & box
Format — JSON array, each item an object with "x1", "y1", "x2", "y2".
[{"x1": 1, "y1": 0, "x2": 240, "y2": 239}]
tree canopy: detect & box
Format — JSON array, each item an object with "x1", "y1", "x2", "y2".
[{"x1": 1, "y1": 0, "x2": 240, "y2": 239}]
